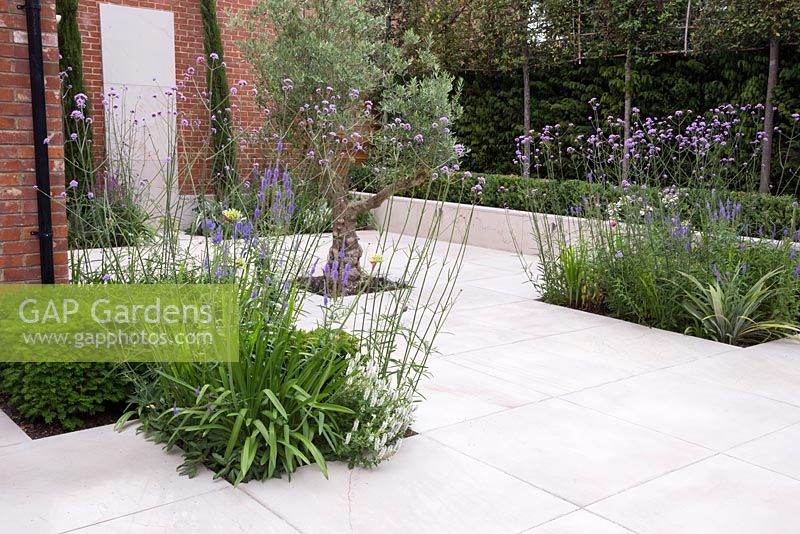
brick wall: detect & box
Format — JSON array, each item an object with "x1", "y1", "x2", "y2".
[
  {"x1": 0, "y1": 0, "x2": 264, "y2": 284},
  {"x1": 76, "y1": 0, "x2": 260, "y2": 196},
  {"x1": 0, "y1": 1, "x2": 68, "y2": 283}
]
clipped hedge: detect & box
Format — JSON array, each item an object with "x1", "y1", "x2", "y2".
[
  {"x1": 452, "y1": 49, "x2": 800, "y2": 193},
  {"x1": 354, "y1": 167, "x2": 799, "y2": 239}
]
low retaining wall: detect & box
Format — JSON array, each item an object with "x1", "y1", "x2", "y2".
[
  {"x1": 364, "y1": 194, "x2": 593, "y2": 256},
  {"x1": 364, "y1": 194, "x2": 799, "y2": 256}
]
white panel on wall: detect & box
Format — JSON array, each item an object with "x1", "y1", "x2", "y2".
[{"x1": 100, "y1": 4, "x2": 177, "y2": 217}]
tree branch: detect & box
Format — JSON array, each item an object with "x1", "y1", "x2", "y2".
[{"x1": 348, "y1": 172, "x2": 428, "y2": 215}]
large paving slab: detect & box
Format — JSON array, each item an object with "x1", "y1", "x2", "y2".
[
  {"x1": 414, "y1": 358, "x2": 549, "y2": 432},
  {"x1": 0, "y1": 409, "x2": 30, "y2": 450},
  {"x1": 461, "y1": 271, "x2": 537, "y2": 298},
  {"x1": 590, "y1": 455, "x2": 800, "y2": 534},
  {"x1": 526, "y1": 510, "x2": 636, "y2": 534},
  {"x1": 71, "y1": 488, "x2": 300, "y2": 533},
  {"x1": 526, "y1": 320, "x2": 736, "y2": 373},
  {"x1": 472, "y1": 300, "x2": 609, "y2": 336},
  {"x1": 565, "y1": 370, "x2": 800, "y2": 450},
  {"x1": 427, "y1": 398, "x2": 711, "y2": 506},
  {"x1": 430, "y1": 310, "x2": 544, "y2": 356},
  {"x1": 445, "y1": 283, "x2": 530, "y2": 311},
  {"x1": 669, "y1": 339, "x2": 800, "y2": 406},
  {"x1": 0, "y1": 424, "x2": 227, "y2": 533},
  {"x1": 242, "y1": 435, "x2": 575, "y2": 534},
  {"x1": 727, "y1": 423, "x2": 800, "y2": 481},
  {"x1": 447, "y1": 341, "x2": 636, "y2": 397}
]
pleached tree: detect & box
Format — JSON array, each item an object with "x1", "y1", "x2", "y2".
[{"x1": 691, "y1": 0, "x2": 800, "y2": 193}]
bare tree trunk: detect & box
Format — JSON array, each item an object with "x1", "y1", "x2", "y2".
[
  {"x1": 328, "y1": 205, "x2": 363, "y2": 293},
  {"x1": 325, "y1": 162, "x2": 363, "y2": 293},
  {"x1": 622, "y1": 47, "x2": 632, "y2": 180},
  {"x1": 522, "y1": 45, "x2": 531, "y2": 179},
  {"x1": 760, "y1": 34, "x2": 779, "y2": 194},
  {"x1": 683, "y1": 0, "x2": 691, "y2": 55}
]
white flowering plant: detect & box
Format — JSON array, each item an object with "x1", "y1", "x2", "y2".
[{"x1": 334, "y1": 354, "x2": 415, "y2": 468}]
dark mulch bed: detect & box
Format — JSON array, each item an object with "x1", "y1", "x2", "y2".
[
  {"x1": 403, "y1": 428, "x2": 418, "y2": 438},
  {"x1": 299, "y1": 275, "x2": 409, "y2": 297},
  {"x1": 0, "y1": 393, "x2": 127, "y2": 440}
]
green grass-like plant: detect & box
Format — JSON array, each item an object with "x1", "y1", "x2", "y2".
[
  {"x1": 536, "y1": 245, "x2": 603, "y2": 311},
  {"x1": 119, "y1": 316, "x2": 357, "y2": 485},
  {"x1": 679, "y1": 267, "x2": 800, "y2": 346}
]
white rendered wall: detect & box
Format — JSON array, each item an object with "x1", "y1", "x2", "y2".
[
  {"x1": 100, "y1": 4, "x2": 177, "y2": 217},
  {"x1": 363, "y1": 193, "x2": 596, "y2": 256}
]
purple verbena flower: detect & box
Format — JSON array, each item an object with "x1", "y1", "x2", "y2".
[{"x1": 342, "y1": 263, "x2": 351, "y2": 287}]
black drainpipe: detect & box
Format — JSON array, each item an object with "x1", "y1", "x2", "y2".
[{"x1": 19, "y1": 0, "x2": 55, "y2": 284}]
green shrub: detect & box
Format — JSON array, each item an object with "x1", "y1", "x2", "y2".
[{"x1": 1, "y1": 363, "x2": 130, "y2": 430}]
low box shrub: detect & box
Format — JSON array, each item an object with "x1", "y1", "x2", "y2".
[{"x1": 0, "y1": 363, "x2": 130, "y2": 431}]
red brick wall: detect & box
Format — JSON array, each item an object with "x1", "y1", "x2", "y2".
[
  {"x1": 0, "y1": 0, "x2": 265, "y2": 284},
  {"x1": 0, "y1": 1, "x2": 68, "y2": 283},
  {"x1": 76, "y1": 0, "x2": 260, "y2": 195}
]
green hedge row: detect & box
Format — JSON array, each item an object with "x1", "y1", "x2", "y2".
[
  {"x1": 355, "y1": 168, "x2": 799, "y2": 239},
  {"x1": 452, "y1": 49, "x2": 800, "y2": 192}
]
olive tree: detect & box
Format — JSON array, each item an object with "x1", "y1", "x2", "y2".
[{"x1": 236, "y1": 0, "x2": 461, "y2": 291}]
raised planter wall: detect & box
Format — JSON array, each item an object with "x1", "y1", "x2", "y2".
[
  {"x1": 364, "y1": 194, "x2": 594, "y2": 256},
  {"x1": 364, "y1": 194, "x2": 799, "y2": 256}
]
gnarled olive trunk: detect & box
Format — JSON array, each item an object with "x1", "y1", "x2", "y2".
[
  {"x1": 327, "y1": 207, "x2": 363, "y2": 293},
  {"x1": 324, "y1": 167, "x2": 427, "y2": 293}
]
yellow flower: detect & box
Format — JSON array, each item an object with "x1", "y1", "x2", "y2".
[
  {"x1": 221, "y1": 208, "x2": 244, "y2": 222},
  {"x1": 369, "y1": 254, "x2": 383, "y2": 266},
  {"x1": 234, "y1": 257, "x2": 246, "y2": 269}
]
